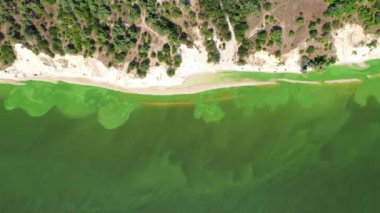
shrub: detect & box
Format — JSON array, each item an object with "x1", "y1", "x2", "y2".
[
  {"x1": 308, "y1": 22, "x2": 317, "y2": 30},
  {"x1": 263, "y1": 2, "x2": 272, "y2": 10},
  {"x1": 332, "y1": 20, "x2": 340, "y2": 29},
  {"x1": 275, "y1": 50, "x2": 282, "y2": 58},
  {"x1": 0, "y1": 32, "x2": 4, "y2": 42},
  {"x1": 174, "y1": 54, "x2": 182, "y2": 67},
  {"x1": 167, "y1": 67, "x2": 176, "y2": 77},
  {"x1": 367, "y1": 40, "x2": 378, "y2": 49},
  {"x1": 128, "y1": 4, "x2": 141, "y2": 22},
  {"x1": 256, "y1": 30, "x2": 268, "y2": 48},
  {"x1": 0, "y1": 44, "x2": 16, "y2": 66},
  {"x1": 306, "y1": 46, "x2": 316, "y2": 54},
  {"x1": 309, "y1": 30, "x2": 318, "y2": 38},
  {"x1": 288, "y1": 30, "x2": 295, "y2": 37},
  {"x1": 296, "y1": 17, "x2": 305, "y2": 26},
  {"x1": 270, "y1": 26, "x2": 283, "y2": 46},
  {"x1": 322, "y1": 23, "x2": 332, "y2": 37}
]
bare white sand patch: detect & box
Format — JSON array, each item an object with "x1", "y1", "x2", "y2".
[
  {"x1": 156, "y1": 0, "x2": 169, "y2": 4},
  {"x1": 219, "y1": 15, "x2": 239, "y2": 64},
  {"x1": 324, "y1": 79, "x2": 362, "y2": 84},
  {"x1": 176, "y1": 15, "x2": 303, "y2": 76},
  {"x1": 0, "y1": 44, "x2": 184, "y2": 89},
  {"x1": 0, "y1": 44, "x2": 278, "y2": 95},
  {"x1": 334, "y1": 24, "x2": 380, "y2": 65},
  {"x1": 176, "y1": 40, "x2": 303, "y2": 77},
  {"x1": 0, "y1": 79, "x2": 24, "y2": 85}
]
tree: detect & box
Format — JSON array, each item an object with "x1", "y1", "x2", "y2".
[
  {"x1": 128, "y1": 4, "x2": 141, "y2": 22},
  {"x1": 296, "y1": 17, "x2": 305, "y2": 26},
  {"x1": 270, "y1": 26, "x2": 283, "y2": 46},
  {"x1": 322, "y1": 22, "x2": 332, "y2": 36},
  {"x1": 0, "y1": 32, "x2": 4, "y2": 42},
  {"x1": 0, "y1": 44, "x2": 16, "y2": 66},
  {"x1": 288, "y1": 30, "x2": 295, "y2": 37},
  {"x1": 306, "y1": 46, "x2": 316, "y2": 54},
  {"x1": 255, "y1": 30, "x2": 267, "y2": 49},
  {"x1": 367, "y1": 40, "x2": 378, "y2": 49},
  {"x1": 309, "y1": 30, "x2": 318, "y2": 38},
  {"x1": 234, "y1": 21, "x2": 248, "y2": 43},
  {"x1": 238, "y1": 39, "x2": 250, "y2": 63},
  {"x1": 174, "y1": 54, "x2": 182, "y2": 67},
  {"x1": 308, "y1": 22, "x2": 317, "y2": 30},
  {"x1": 41, "y1": 0, "x2": 56, "y2": 5},
  {"x1": 263, "y1": 2, "x2": 272, "y2": 10},
  {"x1": 167, "y1": 67, "x2": 176, "y2": 77}
]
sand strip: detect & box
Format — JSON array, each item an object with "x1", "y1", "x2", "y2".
[{"x1": 0, "y1": 24, "x2": 379, "y2": 95}]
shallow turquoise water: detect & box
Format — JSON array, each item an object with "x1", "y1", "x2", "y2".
[{"x1": 1, "y1": 61, "x2": 380, "y2": 212}]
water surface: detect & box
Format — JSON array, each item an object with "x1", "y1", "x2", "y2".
[{"x1": 1, "y1": 61, "x2": 380, "y2": 212}]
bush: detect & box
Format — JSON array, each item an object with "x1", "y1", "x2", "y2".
[
  {"x1": 174, "y1": 54, "x2": 182, "y2": 67},
  {"x1": 275, "y1": 50, "x2": 282, "y2": 58},
  {"x1": 309, "y1": 30, "x2": 318, "y2": 38},
  {"x1": 322, "y1": 23, "x2": 331, "y2": 36},
  {"x1": 288, "y1": 30, "x2": 295, "y2": 37},
  {"x1": 128, "y1": 4, "x2": 141, "y2": 22},
  {"x1": 0, "y1": 44, "x2": 16, "y2": 66},
  {"x1": 204, "y1": 39, "x2": 220, "y2": 63},
  {"x1": 308, "y1": 22, "x2": 317, "y2": 30},
  {"x1": 263, "y1": 2, "x2": 272, "y2": 10},
  {"x1": 367, "y1": 40, "x2": 378, "y2": 49},
  {"x1": 167, "y1": 67, "x2": 176, "y2": 77},
  {"x1": 137, "y1": 59, "x2": 150, "y2": 77},
  {"x1": 238, "y1": 39, "x2": 250, "y2": 63},
  {"x1": 255, "y1": 30, "x2": 268, "y2": 49},
  {"x1": 296, "y1": 17, "x2": 305, "y2": 26},
  {"x1": 301, "y1": 55, "x2": 336, "y2": 71},
  {"x1": 358, "y1": 7, "x2": 376, "y2": 28},
  {"x1": 331, "y1": 20, "x2": 340, "y2": 29},
  {"x1": 324, "y1": 0, "x2": 379, "y2": 30},
  {"x1": 306, "y1": 46, "x2": 316, "y2": 54},
  {"x1": 270, "y1": 26, "x2": 283, "y2": 46},
  {"x1": 0, "y1": 32, "x2": 4, "y2": 42},
  {"x1": 300, "y1": 55, "x2": 310, "y2": 71},
  {"x1": 234, "y1": 21, "x2": 248, "y2": 43}
]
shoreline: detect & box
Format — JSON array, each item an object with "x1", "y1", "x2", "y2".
[
  {"x1": 0, "y1": 54, "x2": 373, "y2": 96},
  {"x1": 0, "y1": 24, "x2": 379, "y2": 95},
  {"x1": 0, "y1": 74, "x2": 366, "y2": 96},
  {"x1": 0, "y1": 76, "x2": 278, "y2": 95}
]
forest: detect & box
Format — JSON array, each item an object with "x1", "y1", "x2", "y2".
[
  {"x1": 0, "y1": 0, "x2": 189, "y2": 75},
  {"x1": 0, "y1": 0, "x2": 379, "y2": 73}
]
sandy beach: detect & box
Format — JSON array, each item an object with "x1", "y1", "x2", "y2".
[
  {"x1": 0, "y1": 24, "x2": 379, "y2": 95},
  {"x1": 324, "y1": 79, "x2": 363, "y2": 84}
]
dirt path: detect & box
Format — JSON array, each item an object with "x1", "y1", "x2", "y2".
[{"x1": 138, "y1": 12, "x2": 168, "y2": 44}]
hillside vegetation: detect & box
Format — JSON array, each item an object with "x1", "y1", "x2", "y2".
[{"x1": 0, "y1": 0, "x2": 379, "y2": 73}]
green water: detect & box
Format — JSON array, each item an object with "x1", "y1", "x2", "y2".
[{"x1": 1, "y1": 61, "x2": 380, "y2": 212}]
